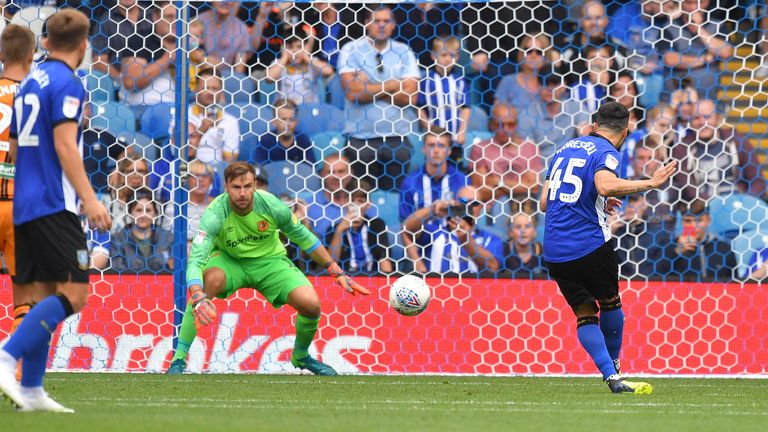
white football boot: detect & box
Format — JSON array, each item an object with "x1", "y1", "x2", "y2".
[
  {"x1": 0, "y1": 354, "x2": 24, "y2": 409},
  {"x1": 18, "y1": 388, "x2": 74, "y2": 413}
]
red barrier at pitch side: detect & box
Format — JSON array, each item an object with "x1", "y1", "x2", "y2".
[{"x1": 1, "y1": 275, "x2": 765, "y2": 375}]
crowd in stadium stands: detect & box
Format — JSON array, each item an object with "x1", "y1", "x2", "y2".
[{"x1": 2, "y1": 0, "x2": 767, "y2": 281}]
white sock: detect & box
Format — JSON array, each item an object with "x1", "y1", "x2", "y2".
[
  {"x1": 0, "y1": 349, "x2": 17, "y2": 371},
  {"x1": 21, "y1": 386, "x2": 45, "y2": 399}
]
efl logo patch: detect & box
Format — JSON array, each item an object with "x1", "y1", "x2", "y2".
[
  {"x1": 258, "y1": 220, "x2": 269, "y2": 232},
  {"x1": 605, "y1": 154, "x2": 619, "y2": 171},
  {"x1": 193, "y1": 230, "x2": 206, "y2": 245},
  {"x1": 76, "y1": 249, "x2": 89, "y2": 270},
  {"x1": 62, "y1": 96, "x2": 80, "y2": 119}
]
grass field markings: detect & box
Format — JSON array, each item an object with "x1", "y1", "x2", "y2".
[
  {"x1": 67, "y1": 400, "x2": 768, "y2": 417},
  {"x1": 66, "y1": 396, "x2": 755, "y2": 410},
  {"x1": 37, "y1": 377, "x2": 612, "y2": 388}
]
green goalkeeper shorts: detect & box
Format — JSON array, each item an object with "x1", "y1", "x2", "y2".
[{"x1": 204, "y1": 251, "x2": 311, "y2": 308}]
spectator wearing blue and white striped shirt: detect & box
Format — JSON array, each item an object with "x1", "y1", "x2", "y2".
[{"x1": 418, "y1": 36, "x2": 471, "y2": 161}]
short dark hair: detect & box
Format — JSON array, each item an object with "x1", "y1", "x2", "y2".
[
  {"x1": 196, "y1": 67, "x2": 218, "y2": 81},
  {"x1": 351, "y1": 180, "x2": 372, "y2": 201},
  {"x1": 127, "y1": 188, "x2": 158, "y2": 216},
  {"x1": 272, "y1": 98, "x2": 297, "y2": 116},
  {"x1": 594, "y1": 102, "x2": 629, "y2": 133},
  {"x1": 680, "y1": 199, "x2": 708, "y2": 216},
  {"x1": 46, "y1": 9, "x2": 90, "y2": 52},
  {"x1": 424, "y1": 125, "x2": 451, "y2": 144},
  {"x1": 284, "y1": 27, "x2": 309, "y2": 46},
  {"x1": 0, "y1": 24, "x2": 36, "y2": 64},
  {"x1": 224, "y1": 161, "x2": 255, "y2": 184},
  {"x1": 362, "y1": 3, "x2": 392, "y2": 23}
]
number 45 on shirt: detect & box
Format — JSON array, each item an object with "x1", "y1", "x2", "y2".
[{"x1": 548, "y1": 157, "x2": 586, "y2": 203}]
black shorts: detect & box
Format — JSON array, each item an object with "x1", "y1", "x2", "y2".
[
  {"x1": 15, "y1": 211, "x2": 89, "y2": 284},
  {"x1": 544, "y1": 241, "x2": 619, "y2": 309}
]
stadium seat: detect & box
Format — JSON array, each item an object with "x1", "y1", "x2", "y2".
[
  {"x1": 463, "y1": 130, "x2": 493, "y2": 164},
  {"x1": 263, "y1": 161, "x2": 319, "y2": 196},
  {"x1": 468, "y1": 105, "x2": 490, "y2": 132},
  {"x1": 140, "y1": 103, "x2": 174, "y2": 141},
  {"x1": 311, "y1": 132, "x2": 346, "y2": 162},
  {"x1": 84, "y1": 69, "x2": 117, "y2": 103},
  {"x1": 328, "y1": 75, "x2": 346, "y2": 109},
  {"x1": 371, "y1": 190, "x2": 400, "y2": 229},
  {"x1": 296, "y1": 103, "x2": 344, "y2": 137},
  {"x1": 221, "y1": 70, "x2": 256, "y2": 105},
  {"x1": 409, "y1": 133, "x2": 424, "y2": 172},
  {"x1": 116, "y1": 131, "x2": 156, "y2": 161},
  {"x1": 228, "y1": 103, "x2": 271, "y2": 137},
  {"x1": 237, "y1": 134, "x2": 261, "y2": 163},
  {"x1": 732, "y1": 231, "x2": 768, "y2": 279},
  {"x1": 91, "y1": 101, "x2": 136, "y2": 136},
  {"x1": 10, "y1": 6, "x2": 57, "y2": 57},
  {"x1": 258, "y1": 79, "x2": 276, "y2": 106},
  {"x1": 709, "y1": 193, "x2": 768, "y2": 239},
  {"x1": 385, "y1": 228, "x2": 404, "y2": 262}
]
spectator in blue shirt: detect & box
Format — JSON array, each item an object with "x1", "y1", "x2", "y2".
[
  {"x1": 516, "y1": 70, "x2": 589, "y2": 162},
  {"x1": 403, "y1": 184, "x2": 503, "y2": 275},
  {"x1": 607, "y1": 0, "x2": 666, "y2": 108},
  {"x1": 110, "y1": 189, "x2": 174, "y2": 273},
  {"x1": 399, "y1": 126, "x2": 469, "y2": 223},
  {"x1": 310, "y1": 2, "x2": 363, "y2": 69},
  {"x1": 242, "y1": 99, "x2": 316, "y2": 165},
  {"x1": 306, "y1": 153, "x2": 367, "y2": 240},
  {"x1": 326, "y1": 184, "x2": 393, "y2": 275},
  {"x1": 338, "y1": 4, "x2": 420, "y2": 191},
  {"x1": 503, "y1": 213, "x2": 545, "y2": 279},
  {"x1": 418, "y1": 36, "x2": 470, "y2": 161},
  {"x1": 667, "y1": 199, "x2": 737, "y2": 282},
  {"x1": 658, "y1": 0, "x2": 733, "y2": 101},
  {"x1": 747, "y1": 246, "x2": 768, "y2": 281}
]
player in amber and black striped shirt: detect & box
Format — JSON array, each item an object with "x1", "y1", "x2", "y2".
[{"x1": 0, "y1": 23, "x2": 36, "y2": 379}]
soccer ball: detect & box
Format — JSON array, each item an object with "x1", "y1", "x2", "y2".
[{"x1": 389, "y1": 275, "x2": 431, "y2": 316}]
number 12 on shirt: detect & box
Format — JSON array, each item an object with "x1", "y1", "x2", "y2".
[{"x1": 548, "y1": 157, "x2": 586, "y2": 203}]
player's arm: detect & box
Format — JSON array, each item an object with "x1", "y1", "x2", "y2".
[
  {"x1": 341, "y1": 71, "x2": 382, "y2": 104},
  {"x1": 185, "y1": 203, "x2": 223, "y2": 327},
  {"x1": 53, "y1": 123, "x2": 112, "y2": 230},
  {"x1": 121, "y1": 52, "x2": 172, "y2": 91},
  {"x1": 271, "y1": 193, "x2": 370, "y2": 295},
  {"x1": 8, "y1": 137, "x2": 16, "y2": 163},
  {"x1": 186, "y1": 206, "x2": 222, "y2": 290},
  {"x1": 540, "y1": 180, "x2": 549, "y2": 213},
  {"x1": 594, "y1": 161, "x2": 677, "y2": 197}
]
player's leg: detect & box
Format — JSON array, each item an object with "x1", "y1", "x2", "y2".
[
  {"x1": 168, "y1": 267, "x2": 228, "y2": 373},
  {"x1": 285, "y1": 285, "x2": 336, "y2": 376},
  {"x1": 546, "y1": 252, "x2": 629, "y2": 391},
  {"x1": 584, "y1": 243, "x2": 652, "y2": 394},
  {"x1": 168, "y1": 251, "x2": 247, "y2": 374},
  {"x1": 251, "y1": 257, "x2": 336, "y2": 376},
  {"x1": 598, "y1": 295, "x2": 624, "y2": 374},
  {"x1": 572, "y1": 302, "x2": 617, "y2": 381},
  {"x1": 1, "y1": 212, "x2": 93, "y2": 411}
]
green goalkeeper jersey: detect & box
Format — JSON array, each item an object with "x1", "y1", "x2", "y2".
[{"x1": 186, "y1": 190, "x2": 320, "y2": 287}]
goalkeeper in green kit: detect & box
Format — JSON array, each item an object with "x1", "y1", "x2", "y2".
[{"x1": 166, "y1": 162, "x2": 370, "y2": 375}]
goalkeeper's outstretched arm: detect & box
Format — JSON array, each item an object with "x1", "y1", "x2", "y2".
[{"x1": 306, "y1": 245, "x2": 371, "y2": 296}]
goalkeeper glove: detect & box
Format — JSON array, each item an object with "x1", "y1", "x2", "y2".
[
  {"x1": 189, "y1": 286, "x2": 217, "y2": 328},
  {"x1": 325, "y1": 262, "x2": 371, "y2": 295}
]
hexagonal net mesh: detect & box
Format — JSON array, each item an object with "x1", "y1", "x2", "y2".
[{"x1": 0, "y1": 1, "x2": 766, "y2": 375}]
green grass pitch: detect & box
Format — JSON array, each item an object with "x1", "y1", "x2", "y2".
[{"x1": 1, "y1": 374, "x2": 765, "y2": 431}]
